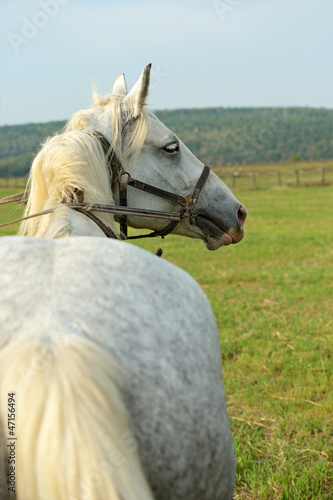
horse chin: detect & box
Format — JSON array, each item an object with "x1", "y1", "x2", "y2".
[
  {"x1": 204, "y1": 234, "x2": 232, "y2": 251},
  {"x1": 203, "y1": 232, "x2": 242, "y2": 250},
  {"x1": 197, "y1": 218, "x2": 245, "y2": 251}
]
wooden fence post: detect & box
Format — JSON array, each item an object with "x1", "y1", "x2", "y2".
[
  {"x1": 295, "y1": 169, "x2": 300, "y2": 186},
  {"x1": 277, "y1": 170, "x2": 281, "y2": 186}
]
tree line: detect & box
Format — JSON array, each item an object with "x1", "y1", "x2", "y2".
[{"x1": 0, "y1": 107, "x2": 332, "y2": 177}]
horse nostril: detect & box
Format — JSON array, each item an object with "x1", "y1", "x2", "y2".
[{"x1": 237, "y1": 205, "x2": 247, "y2": 228}]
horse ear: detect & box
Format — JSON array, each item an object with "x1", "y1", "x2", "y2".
[
  {"x1": 112, "y1": 73, "x2": 127, "y2": 95},
  {"x1": 123, "y1": 63, "x2": 151, "y2": 119}
]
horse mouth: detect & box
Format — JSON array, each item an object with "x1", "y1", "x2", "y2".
[{"x1": 195, "y1": 214, "x2": 244, "y2": 251}]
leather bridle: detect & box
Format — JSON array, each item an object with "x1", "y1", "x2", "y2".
[
  {"x1": 0, "y1": 130, "x2": 211, "y2": 244},
  {"x1": 92, "y1": 130, "x2": 210, "y2": 240}
]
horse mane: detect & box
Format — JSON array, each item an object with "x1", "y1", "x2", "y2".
[{"x1": 20, "y1": 88, "x2": 150, "y2": 237}]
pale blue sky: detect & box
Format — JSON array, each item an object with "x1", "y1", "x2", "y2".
[{"x1": 1, "y1": 0, "x2": 332, "y2": 125}]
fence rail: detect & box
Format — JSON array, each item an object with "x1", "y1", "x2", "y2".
[
  {"x1": 0, "y1": 178, "x2": 26, "y2": 189},
  {"x1": 215, "y1": 165, "x2": 333, "y2": 188}
]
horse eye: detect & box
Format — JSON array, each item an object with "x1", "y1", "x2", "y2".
[{"x1": 163, "y1": 142, "x2": 179, "y2": 154}]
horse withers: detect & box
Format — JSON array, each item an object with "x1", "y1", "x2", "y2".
[{"x1": 0, "y1": 64, "x2": 246, "y2": 500}]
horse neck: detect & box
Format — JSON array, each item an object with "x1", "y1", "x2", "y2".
[{"x1": 20, "y1": 129, "x2": 118, "y2": 238}]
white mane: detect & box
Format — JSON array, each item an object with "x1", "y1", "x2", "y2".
[{"x1": 20, "y1": 89, "x2": 150, "y2": 238}]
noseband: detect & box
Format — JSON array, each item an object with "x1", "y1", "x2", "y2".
[{"x1": 0, "y1": 130, "x2": 210, "y2": 245}]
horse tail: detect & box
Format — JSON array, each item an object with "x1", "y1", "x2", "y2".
[{"x1": 0, "y1": 334, "x2": 154, "y2": 500}]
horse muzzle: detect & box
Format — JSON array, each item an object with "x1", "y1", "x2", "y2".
[{"x1": 194, "y1": 204, "x2": 247, "y2": 250}]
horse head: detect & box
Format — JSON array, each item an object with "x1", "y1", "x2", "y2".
[
  {"x1": 22, "y1": 64, "x2": 246, "y2": 248},
  {"x1": 83, "y1": 63, "x2": 247, "y2": 250}
]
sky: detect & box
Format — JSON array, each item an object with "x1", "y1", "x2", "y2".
[{"x1": 1, "y1": 0, "x2": 332, "y2": 125}]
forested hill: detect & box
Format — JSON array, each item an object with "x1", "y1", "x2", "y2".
[{"x1": 0, "y1": 107, "x2": 332, "y2": 177}]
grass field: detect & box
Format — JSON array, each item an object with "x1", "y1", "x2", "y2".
[
  {"x1": 0, "y1": 189, "x2": 24, "y2": 236},
  {"x1": 0, "y1": 182, "x2": 332, "y2": 499}
]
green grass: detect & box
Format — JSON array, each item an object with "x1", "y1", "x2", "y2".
[
  {"x1": 1, "y1": 183, "x2": 332, "y2": 498},
  {"x1": 0, "y1": 188, "x2": 25, "y2": 235}
]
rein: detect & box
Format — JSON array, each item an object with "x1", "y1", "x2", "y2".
[{"x1": 0, "y1": 130, "x2": 210, "y2": 243}]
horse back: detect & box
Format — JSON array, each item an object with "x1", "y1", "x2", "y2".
[{"x1": 0, "y1": 236, "x2": 235, "y2": 500}]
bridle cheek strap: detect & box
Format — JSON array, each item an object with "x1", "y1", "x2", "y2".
[{"x1": 184, "y1": 164, "x2": 210, "y2": 223}]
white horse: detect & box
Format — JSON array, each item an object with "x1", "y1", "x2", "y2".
[{"x1": 0, "y1": 64, "x2": 247, "y2": 500}]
